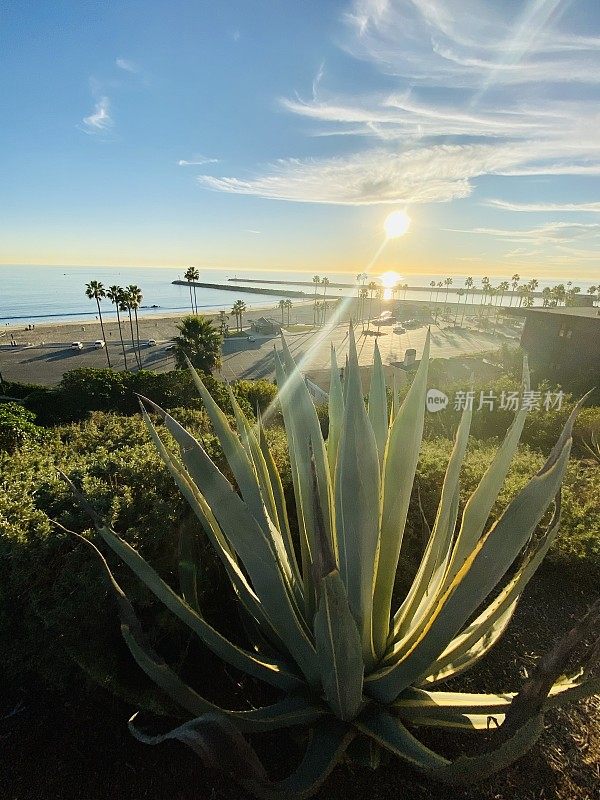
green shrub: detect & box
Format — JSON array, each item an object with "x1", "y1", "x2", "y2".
[
  {"x1": 13, "y1": 368, "x2": 254, "y2": 425},
  {"x1": 0, "y1": 402, "x2": 43, "y2": 452},
  {"x1": 0, "y1": 409, "x2": 285, "y2": 695},
  {"x1": 413, "y1": 437, "x2": 600, "y2": 585}
]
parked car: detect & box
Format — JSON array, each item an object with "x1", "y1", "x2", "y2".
[
  {"x1": 247, "y1": 335, "x2": 256, "y2": 342},
  {"x1": 146, "y1": 339, "x2": 156, "y2": 346},
  {"x1": 393, "y1": 325, "x2": 406, "y2": 334},
  {"x1": 94, "y1": 340, "x2": 105, "y2": 349},
  {"x1": 71, "y1": 341, "x2": 83, "y2": 350}
]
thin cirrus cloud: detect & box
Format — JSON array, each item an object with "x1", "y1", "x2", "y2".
[
  {"x1": 484, "y1": 199, "x2": 600, "y2": 213},
  {"x1": 197, "y1": 0, "x2": 600, "y2": 207},
  {"x1": 178, "y1": 156, "x2": 220, "y2": 166},
  {"x1": 447, "y1": 221, "x2": 600, "y2": 243},
  {"x1": 115, "y1": 57, "x2": 140, "y2": 73},
  {"x1": 81, "y1": 96, "x2": 113, "y2": 133}
]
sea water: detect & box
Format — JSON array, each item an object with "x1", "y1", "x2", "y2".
[{"x1": 0, "y1": 264, "x2": 594, "y2": 325}]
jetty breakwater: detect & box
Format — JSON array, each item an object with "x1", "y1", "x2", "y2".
[{"x1": 171, "y1": 280, "x2": 307, "y2": 298}]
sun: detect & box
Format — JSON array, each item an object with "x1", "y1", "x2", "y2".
[
  {"x1": 384, "y1": 210, "x2": 411, "y2": 239},
  {"x1": 380, "y1": 271, "x2": 402, "y2": 289}
]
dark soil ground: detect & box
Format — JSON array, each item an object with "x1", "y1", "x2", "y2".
[{"x1": 2, "y1": 563, "x2": 598, "y2": 800}]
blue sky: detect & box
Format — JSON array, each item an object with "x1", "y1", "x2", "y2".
[{"x1": 1, "y1": 0, "x2": 599, "y2": 278}]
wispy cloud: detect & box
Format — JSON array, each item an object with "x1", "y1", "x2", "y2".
[
  {"x1": 81, "y1": 96, "x2": 113, "y2": 133},
  {"x1": 448, "y1": 221, "x2": 600, "y2": 243},
  {"x1": 115, "y1": 57, "x2": 140, "y2": 73},
  {"x1": 244, "y1": 229, "x2": 261, "y2": 234},
  {"x1": 484, "y1": 199, "x2": 600, "y2": 213},
  {"x1": 178, "y1": 156, "x2": 220, "y2": 166},
  {"x1": 199, "y1": 1, "x2": 599, "y2": 207}
]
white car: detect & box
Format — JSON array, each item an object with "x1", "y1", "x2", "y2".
[
  {"x1": 146, "y1": 339, "x2": 157, "y2": 346},
  {"x1": 94, "y1": 340, "x2": 105, "y2": 349},
  {"x1": 71, "y1": 341, "x2": 83, "y2": 350}
]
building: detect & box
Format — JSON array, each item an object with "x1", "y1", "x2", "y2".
[
  {"x1": 517, "y1": 306, "x2": 600, "y2": 388},
  {"x1": 250, "y1": 317, "x2": 282, "y2": 335}
]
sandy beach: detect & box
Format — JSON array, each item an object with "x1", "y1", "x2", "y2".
[{"x1": 0, "y1": 296, "x2": 520, "y2": 387}]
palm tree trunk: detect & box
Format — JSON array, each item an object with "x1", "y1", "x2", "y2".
[
  {"x1": 188, "y1": 282, "x2": 194, "y2": 314},
  {"x1": 96, "y1": 298, "x2": 111, "y2": 368},
  {"x1": 193, "y1": 285, "x2": 198, "y2": 315},
  {"x1": 127, "y1": 308, "x2": 139, "y2": 368},
  {"x1": 134, "y1": 307, "x2": 142, "y2": 368},
  {"x1": 116, "y1": 307, "x2": 128, "y2": 371}
]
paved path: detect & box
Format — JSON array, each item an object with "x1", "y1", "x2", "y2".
[
  {"x1": 219, "y1": 323, "x2": 510, "y2": 382},
  {"x1": 0, "y1": 311, "x2": 517, "y2": 387}
]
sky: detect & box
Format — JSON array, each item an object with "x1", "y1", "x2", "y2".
[{"x1": 1, "y1": 0, "x2": 599, "y2": 278}]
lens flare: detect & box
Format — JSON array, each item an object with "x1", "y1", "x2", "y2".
[{"x1": 384, "y1": 210, "x2": 411, "y2": 239}]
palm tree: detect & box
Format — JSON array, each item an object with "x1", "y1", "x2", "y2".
[
  {"x1": 429, "y1": 280, "x2": 436, "y2": 302},
  {"x1": 184, "y1": 267, "x2": 199, "y2": 314},
  {"x1": 359, "y1": 286, "x2": 369, "y2": 329},
  {"x1": 313, "y1": 275, "x2": 321, "y2": 301},
  {"x1": 588, "y1": 285, "x2": 597, "y2": 306},
  {"x1": 107, "y1": 285, "x2": 128, "y2": 370},
  {"x1": 121, "y1": 288, "x2": 140, "y2": 369},
  {"x1": 284, "y1": 299, "x2": 293, "y2": 326},
  {"x1": 217, "y1": 310, "x2": 229, "y2": 336},
  {"x1": 465, "y1": 276, "x2": 474, "y2": 306},
  {"x1": 173, "y1": 315, "x2": 221, "y2": 373},
  {"x1": 231, "y1": 300, "x2": 246, "y2": 332},
  {"x1": 85, "y1": 280, "x2": 111, "y2": 367},
  {"x1": 278, "y1": 299, "x2": 286, "y2": 323},
  {"x1": 497, "y1": 280, "x2": 510, "y2": 306},
  {"x1": 367, "y1": 281, "x2": 377, "y2": 329},
  {"x1": 509, "y1": 273, "x2": 520, "y2": 307},
  {"x1": 455, "y1": 288, "x2": 465, "y2": 325},
  {"x1": 442, "y1": 277, "x2": 453, "y2": 317},
  {"x1": 126, "y1": 284, "x2": 143, "y2": 367},
  {"x1": 459, "y1": 288, "x2": 469, "y2": 326},
  {"x1": 541, "y1": 286, "x2": 552, "y2": 307}
]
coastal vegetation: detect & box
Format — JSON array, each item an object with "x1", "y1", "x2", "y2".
[{"x1": 1, "y1": 334, "x2": 598, "y2": 800}]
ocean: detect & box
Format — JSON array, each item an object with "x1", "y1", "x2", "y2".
[{"x1": 0, "y1": 265, "x2": 594, "y2": 325}]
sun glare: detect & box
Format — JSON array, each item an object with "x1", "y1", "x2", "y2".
[
  {"x1": 384, "y1": 210, "x2": 411, "y2": 239},
  {"x1": 380, "y1": 271, "x2": 402, "y2": 289}
]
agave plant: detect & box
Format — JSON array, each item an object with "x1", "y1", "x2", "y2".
[{"x1": 67, "y1": 328, "x2": 599, "y2": 798}]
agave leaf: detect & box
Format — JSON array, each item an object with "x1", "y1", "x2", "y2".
[
  {"x1": 178, "y1": 518, "x2": 201, "y2": 613},
  {"x1": 429, "y1": 715, "x2": 545, "y2": 785},
  {"x1": 140, "y1": 404, "x2": 282, "y2": 640},
  {"x1": 358, "y1": 707, "x2": 544, "y2": 784},
  {"x1": 130, "y1": 712, "x2": 270, "y2": 784},
  {"x1": 96, "y1": 522, "x2": 303, "y2": 691},
  {"x1": 278, "y1": 335, "x2": 333, "y2": 554},
  {"x1": 139, "y1": 397, "x2": 319, "y2": 684},
  {"x1": 355, "y1": 708, "x2": 449, "y2": 771},
  {"x1": 257, "y1": 411, "x2": 302, "y2": 591},
  {"x1": 274, "y1": 349, "x2": 316, "y2": 618},
  {"x1": 327, "y1": 345, "x2": 344, "y2": 479},
  {"x1": 314, "y1": 569, "x2": 365, "y2": 722},
  {"x1": 372, "y1": 332, "x2": 430, "y2": 657},
  {"x1": 368, "y1": 431, "x2": 573, "y2": 702},
  {"x1": 390, "y1": 397, "x2": 472, "y2": 645},
  {"x1": 443, "y1": 359, "x2": 530, "y2": 588},
  {"x1": 227, "y1": 387, "x2": 303, "y2": 602},
  {"x1": 368, "y1": 339, "x2": 388, "y2": 463},
  {"x1": 420, "y1": 497, "x2": 562, "y2": 685},
  {"x1": 242, "y1": 718, "x2": 356, "y2": 800},
  {"x1": 184, "y1": 361, "x2": 274, "y2": 539},
  {"x1": 335, "y1": 324, "x2": 380, "y2": 666}
]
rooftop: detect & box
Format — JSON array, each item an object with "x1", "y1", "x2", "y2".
[{"x1": 511, "y1": 306, "x2": 600, "y2": 320}]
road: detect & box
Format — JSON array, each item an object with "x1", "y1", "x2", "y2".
[{"x1": 0, "y1": 321, "x2": 514, "y2": 388}]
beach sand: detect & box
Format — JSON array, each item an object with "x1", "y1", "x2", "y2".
[{"x1": 0, "y1": 296, "x2": 518, "y2": 387}]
